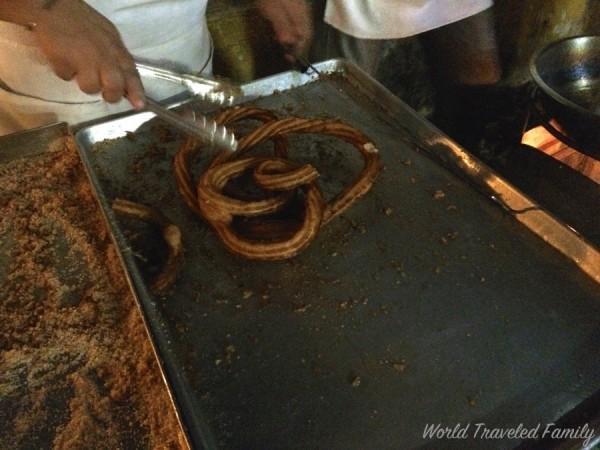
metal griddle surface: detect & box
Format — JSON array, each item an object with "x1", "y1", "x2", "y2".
[{"x1": 75, "y1": 64, "x2": 600, "y2": 449}]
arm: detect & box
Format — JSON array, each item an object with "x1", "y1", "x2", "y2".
[
  {"x1": 0, "y1": 0, "x2": 145, "y2": 108},
  {"x1": 256, "y1": 0, "x2": 313, "y2": 63}
]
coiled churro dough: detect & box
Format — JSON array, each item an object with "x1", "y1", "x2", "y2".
[{"x1": 174, "y1": 106, "x2": 381, "y2": 260}]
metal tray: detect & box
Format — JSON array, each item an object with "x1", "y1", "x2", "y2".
[{"x1": 74, "y1": 61, "x2": 600, "y2": 450}]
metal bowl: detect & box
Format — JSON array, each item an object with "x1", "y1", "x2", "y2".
[{"x1": 530, "y1": 35, "x2": 600, "y2": 155}]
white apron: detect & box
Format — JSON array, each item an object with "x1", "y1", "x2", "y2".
[
  {"x1": 325, "y1": 0, "x2": 493, "y2": 39},
  {"x1": 0, "y1": 0, "x2": 211, "y2": 135}
]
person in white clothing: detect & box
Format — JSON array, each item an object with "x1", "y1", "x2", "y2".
[
  {"x1": 258, "y1": 0, "x2": 502, "y2": 142},
  {"x1": 0, "y1": 0, "x2": 211, "y2": 135},
  {"x1": 258, "y1": 0, "x2": 500, "y2": 84}
]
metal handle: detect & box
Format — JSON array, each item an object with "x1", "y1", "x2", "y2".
[
  {"x1": 136, "y1": 63, "x2": 221, "y2": 88},
  {"x1": 144, "y1": 97, "x2": 238, "y2": 152},
  {"x1": 136, "y1": 62, "x2": 242, "y2": 106}
]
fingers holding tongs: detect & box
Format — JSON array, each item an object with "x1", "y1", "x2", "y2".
[
  {"x1": 295, "y1": 54, "x2": 321, "y2": 76},
  {"x1": 281, "y1": 44, "x2": 321, "y2": 76}
]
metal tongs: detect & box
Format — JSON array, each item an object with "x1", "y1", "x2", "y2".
[{"x1": 135, "y1": 62, "x2": 243, "y2": 152}]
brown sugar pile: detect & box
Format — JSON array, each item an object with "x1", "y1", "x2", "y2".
[{"x1": 0, "y1": 140, "x2": 187, "y2": 449}]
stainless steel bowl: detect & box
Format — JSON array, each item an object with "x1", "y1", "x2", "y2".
[{"x1": 530, "y1": 35, "x2": 600, "y2": 155}]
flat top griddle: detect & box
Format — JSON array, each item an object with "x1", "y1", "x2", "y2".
[{"x1": 75, "y1": 61, "x2": 600, "y2": 450}]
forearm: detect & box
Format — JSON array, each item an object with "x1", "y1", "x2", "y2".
[
  {"x1": 256, "y1": 0, "x2": 313, "y2": 62},
  {"x1": 0, "y1": 0, "x2": 60, "y2": 28}
]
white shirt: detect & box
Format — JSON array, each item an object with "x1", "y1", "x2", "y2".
[
  {"x1": 325, "y1": 0, "x2": 493, "y2": 39},
  {"x1": 89, "y1": 0, "x2": 211, "y2": 72}
]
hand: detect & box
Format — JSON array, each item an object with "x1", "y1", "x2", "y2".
[
  {"x1": 256, "y1": 0, "x2": 313, "y2": 63},
  {"x1": 32, "y1": 0, "x2": 145, "y2": 109}
]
